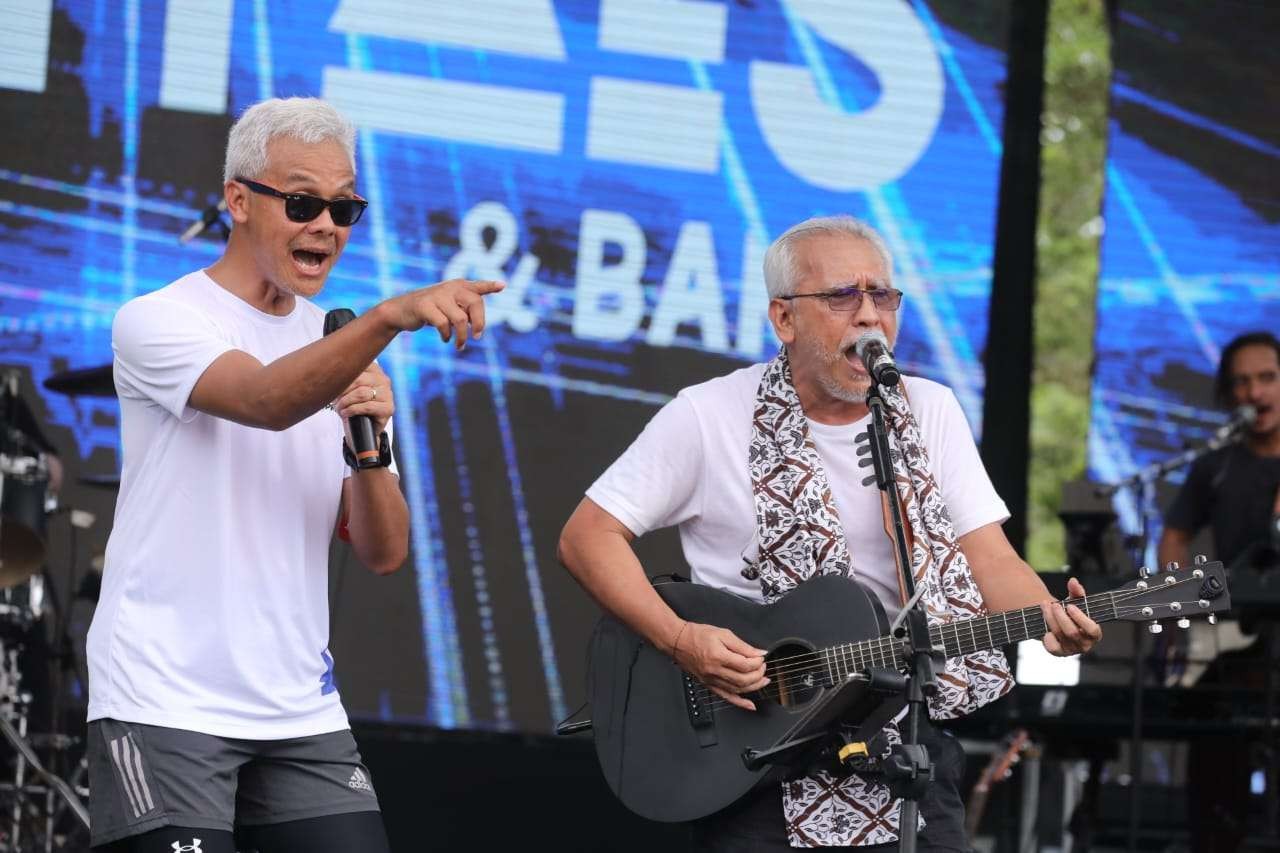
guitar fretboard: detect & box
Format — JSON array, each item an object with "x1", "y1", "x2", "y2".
[{"x1": 813, "y1": 591, "x2": 1126, "y2": 683}]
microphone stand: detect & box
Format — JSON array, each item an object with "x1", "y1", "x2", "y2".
[
  {"x1": 178, "y1": 200, "x2": 230, "y2": 245},
  {"x1": 1095, "y1": 421, "x2": 1246, "y2": 502},
  {"x1": 858, "y1": 378, "x2": 936, "y2": 853},
  {"x1": 735, "y1": 375, "x2": 933, "y2": 849}
]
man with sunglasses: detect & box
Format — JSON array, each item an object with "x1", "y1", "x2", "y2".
[
  {"x1": 86, "y1": 98, "x2": 501, "y2": 853},
  {"x1": 559, "y1": 216, "x2": 1099, "y2": 850}
]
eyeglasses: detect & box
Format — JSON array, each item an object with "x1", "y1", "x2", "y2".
[
  {"x1": 778, "y1": 286, "x2": 903, "y2": 312},
  {"x1": 235, "y1": 177, "x2": 368, "y2": 226}
]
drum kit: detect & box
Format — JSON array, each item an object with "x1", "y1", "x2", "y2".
[{"x1": 0, "y1": 365, "x2": 115, "y2": 851}]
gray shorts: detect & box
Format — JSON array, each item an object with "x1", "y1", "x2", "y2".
[{"x1": 87, "y1": 719, "x2": 380, "y2": 847}]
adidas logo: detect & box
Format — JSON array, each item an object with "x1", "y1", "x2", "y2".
[{"x1": 348, "y1": 767, "x2": 374, "y2": 793}]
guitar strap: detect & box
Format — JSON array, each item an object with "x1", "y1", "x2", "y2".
[{"x1": 746, "y1": 350, "x2": 1014, "y2": 847}]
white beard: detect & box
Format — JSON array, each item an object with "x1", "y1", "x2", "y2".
[
  {"x1": 797, "y1": 334, "x2": 873, "y2": 405},
  {"x1": 816, "y1": 372, "x2": 868, "y2": 404}
]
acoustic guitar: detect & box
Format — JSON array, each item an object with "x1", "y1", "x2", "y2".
[{"x1": 587, "y1": 562, "x2": 1230, "y2": 823}]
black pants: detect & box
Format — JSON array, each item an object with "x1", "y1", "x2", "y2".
[
  {"x1": 690, "y1": 723, "x2": 970, "y2": 852},
  {"x1": 1186, "y1": 640, "x2": 1269, "y2": 853}
]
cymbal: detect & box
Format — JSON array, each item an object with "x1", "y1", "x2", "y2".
[
  {"x1": 43, "y1": 364, "x2": 114, "y2": 397},
  {"x1": 79, "y1": 474, "x2": 120, "y2": 489}
]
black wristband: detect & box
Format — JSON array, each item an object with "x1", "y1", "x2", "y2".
[{"x1": 343, "y1": 431, "x2": 392, "y2": 470}]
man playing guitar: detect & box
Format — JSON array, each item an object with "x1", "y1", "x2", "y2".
[{"x1": 560, "y1": 216, "x2": 1100, "y2": 850}]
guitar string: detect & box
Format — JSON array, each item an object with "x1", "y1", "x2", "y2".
[
  {"x1": 691, "y1": 579, "x2": 1206, "y2": 684},
  {"x1": 691, "y1": 591, "x2": 1187, "y2": 701},
  {"x1": 691, "y1": 596, "x2": 1203, "y2": 713},
  {"x1": 724, "y1": 579, "x2": 1201, "y2": 675},
  {"x1": 690, "y1": 598, "x2": 1208, "y2": 713},
  {"x1": 685, "y1": 581, "x2": 1215, "y2": 710},
  {"x1": 689, "y1": 591, "x2": 1210, "y2": 707},
  {"x1": 685, "y1": 578, "x2": 1214, "y2": 707}
]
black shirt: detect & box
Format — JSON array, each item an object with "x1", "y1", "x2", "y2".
[{"x1": 1165, "y1": 444, "x2": 1280, "y2": 568}]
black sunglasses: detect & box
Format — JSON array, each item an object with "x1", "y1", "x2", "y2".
[
  {"x1": 778, "y1": 286, "x2": 903, "y2": 313},
  {"x1": 235, "y1": 177, "x2": 368, "y2": 226}
]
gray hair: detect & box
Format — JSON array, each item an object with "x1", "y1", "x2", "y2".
[
  {"x1": 223, "y1": 98, "x2": 357, "y2": 184},
  {"x1": 762, "y1": 215, "x2": 893, "y2": 298}
]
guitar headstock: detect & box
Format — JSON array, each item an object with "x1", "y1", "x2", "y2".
[
  {"x1": 983, "y1": 729, "x2": 1031, "y2": 785},
  {"x1": 1111, "y1": 559, "x2": 1231, "y2": 632}
]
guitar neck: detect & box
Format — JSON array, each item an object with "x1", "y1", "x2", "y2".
[
  {"x1": 821, "y1": 591, "x2": 1126, "y2": 679},
  {"x1": 927, "y1": 592, "x2": 1123, "y2": 659}
]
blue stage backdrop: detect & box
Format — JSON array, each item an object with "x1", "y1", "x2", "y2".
[
  {"x1": 1, "y1": 0, "x2": 1012, "y2": 732},
  {"x1": 1088, "y1": 2, "x2": 1280, "y2": 561}
]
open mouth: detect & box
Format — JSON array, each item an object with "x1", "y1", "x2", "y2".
[
  {"x1": 843, "y1": 342, "x2": 867, "y2": 373},
  {"x1": 291, "y1": 248, "x2": 330, "y2": 273}
]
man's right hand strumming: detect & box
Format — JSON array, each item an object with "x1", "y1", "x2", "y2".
[
  {"x1": 558, "y1": 497, "x2": 771, "y2": 712},
  {"x1": 670, "y1": 622, "x2": 770, "y2": 712}
]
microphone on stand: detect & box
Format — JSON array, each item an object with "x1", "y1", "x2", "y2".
[
  {"x1": 323, "y1": 308, "x2": 381, "y2": 469},
  {"x1": 853, "y1": 330, "x2": 901, "y2": 387},
  {"x1": 1210, "y1": 404, "x2": 1257, "y2": 444},
  {"x1": 179, "y1": 199, "x2": 228, "y2": 244},
  {"x1": 1095, "y1": 405, "x2": 1260, "y2": 499}
]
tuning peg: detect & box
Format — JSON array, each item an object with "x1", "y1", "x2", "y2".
[
  {"x1": 856, "y1": 442, "x2": 872, "y2": 456},
  {"x1": 854, "y1": 431, "x2": 870, "y2": 444},
  {"x1": 1164, "y1": 561, "x2": 1180, "y2": 573},
  {"x1": 1194, "y1": 554, "x2": 1207, "y2": 565},
  {"x1": 1148, "y1": 621, "x2": 1163, "y2": 634},
  {"x1": 858, "y1": 457, "x2": 874, "y2": 468},
  {"x1": 1207, "y1": 614, "x2": 1217, "y2": 626},
  {"x1": 1176, "y1": 617, "x2": 1191, "y2": 629}
]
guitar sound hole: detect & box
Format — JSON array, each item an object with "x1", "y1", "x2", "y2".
[{"x1": 763, "y1": 642, "x2": 822, "y2": 710}]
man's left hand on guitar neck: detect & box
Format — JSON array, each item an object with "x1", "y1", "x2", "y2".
[
  {"x1": 1039, "y1": 576, "x2": 1102, "y2": 656},
  {"x1": 960, "y1": 522, "x2": 1103, "y2": 657}
]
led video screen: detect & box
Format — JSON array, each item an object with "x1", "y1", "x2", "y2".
[
  {"x1": 1087, "y1": 1, "x2": 1279, "y2": 552},
  {"x1": 1, "y1": 0, "x2": 1012, "y2": 732}
]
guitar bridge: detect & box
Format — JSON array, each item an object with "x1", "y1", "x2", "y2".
[
  {"x1": 683, "y1": 672, "x2": 712, "y2": 728},
  {"x1": 682, "y1": 672, "x2": 718, "y2": 746}
]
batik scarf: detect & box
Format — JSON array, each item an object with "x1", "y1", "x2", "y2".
[{"x1": 745, "y1": 350, "x2": 1014, "y2": 847}]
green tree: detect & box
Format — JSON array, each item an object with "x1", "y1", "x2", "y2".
[{"x1": 1026, "y1": 0, "x2": 1112, "y2": 569}]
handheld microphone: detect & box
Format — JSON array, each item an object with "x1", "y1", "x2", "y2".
[
  {"x1": 323, "y1": 308, "x2": 380, "y2": 468},
  {"x1": 853, "y1": 330, "x2": 901, "y2": 387},
  {"x1": 179, "y1": 199, "x2": 228, "y2": 244}
]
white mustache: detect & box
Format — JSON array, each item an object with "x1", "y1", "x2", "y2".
[{"x1": 840, "y1": 331, "x2": 888, "y2": 353}]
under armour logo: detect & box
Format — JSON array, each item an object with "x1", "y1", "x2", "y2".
[{"x1": 171, "y1": 840, "x2": 201, "y2": 852}]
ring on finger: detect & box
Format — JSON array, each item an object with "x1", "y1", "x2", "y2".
[{"x1": 370, "y1": 387, "x2": 378, "y2": 400}]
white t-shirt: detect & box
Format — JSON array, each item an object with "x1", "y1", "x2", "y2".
[
  {"x1": 88, "y1": 270, "x2": 395, "y2": 739},
  {"x1": 586, "y1": 363, "x2": 1009, "y2": 619}
]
